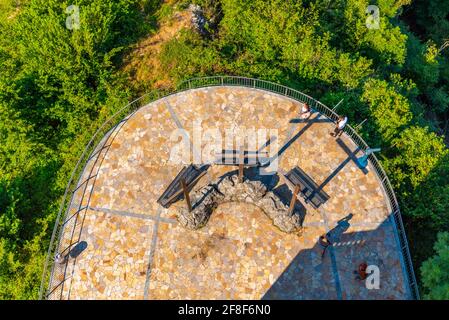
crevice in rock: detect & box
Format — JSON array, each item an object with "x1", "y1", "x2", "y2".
[{"x1": 177, "y1": 174, "x2": 304, "y2": 233}]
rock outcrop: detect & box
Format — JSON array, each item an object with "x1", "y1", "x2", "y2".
[
  {"x1": 177, "y1": 174, "x2": 302, "y2": 233},
  {"x1": 189, "y1": 4, "x2": 209, "y2": 37}
]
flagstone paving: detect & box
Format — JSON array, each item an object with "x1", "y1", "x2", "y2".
[{"x1": 49, "y1": 86, "x2": 411, "y2": 300}]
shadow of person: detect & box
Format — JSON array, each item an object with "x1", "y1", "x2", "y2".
[
  {"x1": 327, "y1": 213, "x2": 353, "y2": 243},
  {"x1": 262, "y1": 216, "x2": 401, "y2": 300}
]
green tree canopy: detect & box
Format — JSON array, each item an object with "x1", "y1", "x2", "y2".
[{"x1": 421, "y1": 232, "x2": 449, "y2": 300}]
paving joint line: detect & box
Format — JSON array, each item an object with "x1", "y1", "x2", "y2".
[
  {"x1": 164, "y1": 100, "x2": 214, "y2": 185},
  {"x1": 88, "y1": 206, "x2": 176, "y2": 224},
  {"x1": 143, "y1": 207, "x2": 164, "y2": 300},
  {"x1": 318, "y1": 208, "x2": 344, "y2": 300},
  {"x1": 267, "y1": 115, "x2": 299, "y2": 183},
  {"x1": 69, "y1": 203, "x2": 177, "y2": 224}
]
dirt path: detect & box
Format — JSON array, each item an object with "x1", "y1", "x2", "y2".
[{"x1": 122, "y1": 8, "x2": 192, "y2": 89}]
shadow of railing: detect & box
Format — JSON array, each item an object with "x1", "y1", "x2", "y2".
[{"x1": 263, "y1": 217, "x2": 409, "y2": 300}]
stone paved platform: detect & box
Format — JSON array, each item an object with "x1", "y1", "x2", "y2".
[{"x1": 52, "y1": 87, "x2": 411, "y2": 300}]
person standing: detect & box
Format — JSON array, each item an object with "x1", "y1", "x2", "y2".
[
  {"x1": 55, "y1": 253, "x2": 67, "y2": 265},
  {"x1": 299, "y1": 103, "x2": 311, "y2": 120},
  {"x1": 330, "y1": 115, "x2": 348, "y2": 137},
  {"x1": 319, "y1": 234, "x2": 332, "y2": 258}
]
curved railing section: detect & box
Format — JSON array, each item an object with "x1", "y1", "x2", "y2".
[{"x1": 39, "y1": 76, "x2": 419, "y2": 300}]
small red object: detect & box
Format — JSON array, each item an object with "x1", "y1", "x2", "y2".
[{"x1": 358, "y1": 262, "x2": 368, "y2": 280}]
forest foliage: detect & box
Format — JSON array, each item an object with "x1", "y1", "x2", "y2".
[
  {"x1": 421, "y1": 231, "x2": 449, "y2": 299},
  {"x1": 0, "y1": 0, "x2": 448, "y2": 299},
  {"x1": 0, "y1": 0, "x2": 154, "y2": 299}
]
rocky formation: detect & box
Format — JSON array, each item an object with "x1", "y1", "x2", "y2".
[
  {"x1": 189, "y1": 4, "x2": 209, "y2": 37},
  {"x1": 177, "y1": 174, "x2": 303, "y2": 233}
]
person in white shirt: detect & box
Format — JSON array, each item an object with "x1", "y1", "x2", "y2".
[
  {"x1": 54, "y1": 253, "x2": 67, "y2": 265},
  {"x1": 330, "y1": 115, "x2": 348, "y2": 137},
  {"x1": 299, "y1": 103, "x2": 311, "y2": 120}
]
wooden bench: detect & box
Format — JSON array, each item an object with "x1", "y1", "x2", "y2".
[
  {"x1": 157, "y1": 164, "x2": 207, "y2": 208},
  {"x1": 285, "y1": 166, "x2": 329, "y2": 209},
  {"x1": 213, "y1": 148, "x2": 270, "y2": 182},
  {"x1": 214, "y1": 149, "x2": 269, "y2": 167}
]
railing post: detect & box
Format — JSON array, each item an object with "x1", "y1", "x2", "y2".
[{"x1": 288, "y1": 185, "x2": 301, "y2": 216}]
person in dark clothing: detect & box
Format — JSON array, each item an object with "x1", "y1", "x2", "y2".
[
  {"x1": 319, "y1": 234, "x2": 332, "y2": 258},
  {"x1": 354, "y1": 262, "x2": 368, "y2": 280}
]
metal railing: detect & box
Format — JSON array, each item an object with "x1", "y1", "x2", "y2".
[{"x1": 39, "y1": 76, "x2": 419, "y2": 300}]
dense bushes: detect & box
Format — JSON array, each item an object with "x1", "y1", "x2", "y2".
[
  {"x1": 0, "y1": 0, "x2": 157, "y2": 299},
  {"x1": 421, "y1": 232, "x2": 449, "y2": 299}
]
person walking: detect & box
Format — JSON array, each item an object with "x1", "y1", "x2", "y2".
[
  {"x1": 319, "y1": 234, "x2": 332, "y2": 258},
  {"x1": 354, "y1": 262, "x2": 368, "y2": 280},
  {"x1": 330, "y1": 115, "x2": 348, "y2": 137}
]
